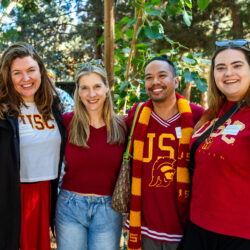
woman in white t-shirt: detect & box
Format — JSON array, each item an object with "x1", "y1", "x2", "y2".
[{"x1": 0, "y1": 42, "x2": 65, "y2": 250}]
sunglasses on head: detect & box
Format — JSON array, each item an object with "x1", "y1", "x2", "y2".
[
  {"x1": 215, "y1": 39, "x2": 249, "y2": 49},
  {"x1": 75, "y1": 59, "x2": 103, "y2": 69}
]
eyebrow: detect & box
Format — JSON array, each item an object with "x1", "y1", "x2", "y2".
[
  {"x1": 215, "y1": 60, "x2": 244, "y2": 67},
  {"x1": 145, "y1": 70, "x2": 168, "y2": 77},
  {"x1": 11, "y1": 66, "x2": 37, "y2": 73}
]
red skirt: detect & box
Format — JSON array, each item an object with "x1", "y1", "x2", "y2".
[{"x1": 20, "y1": 181, "x2": 51, "y2": 250}]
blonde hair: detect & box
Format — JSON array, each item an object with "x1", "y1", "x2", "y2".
[
  {"x1": 195, "y1": 47, "x2": 250, "y2": 130},
  {"x1": 69, "y1": 64, "x2": 126, "y2": 147}
]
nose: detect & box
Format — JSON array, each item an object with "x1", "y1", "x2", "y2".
[
  {"x1": 89, "y1": 88, "x2": 96, "y2": 97},
  {"x1": 152, "y1": 76, "x2": 160, "y2": 84},
  {"x1": 23, "y1": 73, "x2": 30, "y2": 81},
  {"x1": 225, "y1": 67, "x2": 233, "y2": 76}
]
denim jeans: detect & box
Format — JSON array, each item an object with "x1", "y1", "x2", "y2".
[{"x1": 55, "y1": 189, "x2": 122, "y2": 250}]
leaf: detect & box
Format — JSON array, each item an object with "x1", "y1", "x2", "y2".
[
  {"x1": 182, "y1": 10, "x2": 192, "y2": 27},
  {"x1": 151, "y1": 0, "x2": 161, "y2": 4},
  {"x1": 183, "y1": 69, "x2": 194, "y2": 82},
  {"x1": 114, "y1": 66, "x2": 121, "y2": 73},
  {"x1": 197, "y1": 0, "x2": 210, "y2": 11},
  {"x1": 160, "y1": 49, "x2": 171, "y2": 54},
  {"x1": 200, "y1": 58, "x2": 211, "y2": 64},
  {"x1": 126, "y1": 29, "x2": 134, "y2": 39},
  {"x1": 144, "y1": 22, "x2": 164, "y2": 39},
  {"x1": 194, "y1": 76, "x2": 208, "y2": 93},
  {"x1": 144, "y1": 3, "x2": 154, "y2": 9},
  {"x1": 135, "y1": 25, "x2": 143, "y2": 40},
  {"x1": 185, "y1": 0, "x2": 192, "y2": 9},
  {"x1": 115, "y1": 26, "x2": 123, "y2": 40},
  {"x1": 126, "y1": 18, "x2": 137, "y2": 28},
  {"x1": 120, "y1": 17, "x2": 130, "y2": 25},
  {"x1": 1, "y1": 0, "x2": 10, "y2": 8},
  {"x1": 165, "y1": 37, "x2": 175, "y2": 45},
  {"x1": 120, "y1": 81, "x2": 130, "y2": 92},
  {"x1": 165, "y1": 2, "x2": 182, "y2": 16},
  {"x1": 170, "y1": 48, "x2": 179, "y2": 54},
  {"x1": 135, "y1": 42, "x2": 152, "y2": 48},
  {"x1": 131, "y1": 2, "x2": 143, "y2": 9},
  {"x1": 97, "y1": 35, "x2": 104, "y2": 46},
  {"x1": 146, "y1": 9, "x2": 161, "y2": 17},
  {"x1": 182, "y1": 56, "x2": 196, "y2": 65}
]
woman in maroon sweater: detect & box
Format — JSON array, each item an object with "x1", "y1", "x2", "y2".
[
  {"x1": 179, "y1": 40, "x2": 250, "y2": 250},
  {"x1": 55, "y1": 63, "x2": 126, "y2": 250}
]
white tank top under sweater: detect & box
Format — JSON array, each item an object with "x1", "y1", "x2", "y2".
[{"x1": 19, "y1": 102, "x2": 61, "y2": 183}]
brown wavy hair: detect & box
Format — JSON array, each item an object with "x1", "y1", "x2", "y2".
[
  {"x1": 69, "y1": 64, "x2": 126, "y2": 148},
  {"x1": 195, "y1": 47, "x2": 250, "y2": 130},
  {"x1": 0, "y1": 42, "x2": 57, "y2": 120}
]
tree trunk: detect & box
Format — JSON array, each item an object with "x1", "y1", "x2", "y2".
[
  {"x1": 123, "y1": 0, "x2": 145, "y2": 114},
  {"x1": 183, "y1": 82, "x2": 192, "y2": 101},
  {"x1": 201, "y1": 92, "x2": 208, "y2": 109},
  {"x1": 95, "y1": 6, "x2": 104, "y2": 59},
  {"x1": 230, "y1": 2, "x2": 244, "y2": 37},
  {"x1": 104, "y1": 0, "x2": 115, "y2": 88}
]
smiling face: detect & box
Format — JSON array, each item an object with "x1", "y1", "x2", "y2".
[
  {"x1": 11, "y1": 56, "x2": 41, "y2": 102},
  {"x1": 144, "y1": 60, "x2": 178, "y2": 103},
  {"x1": 214, "y1": 49, "x2": 250, "y2": 101},
  {"x1": 78, "y1": 72, "x2": 109, "y2": 115}
]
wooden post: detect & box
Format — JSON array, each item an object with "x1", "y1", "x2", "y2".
[
  {"x1": 201, "y1": 92, "x2": 208, "y2": 109},
  {"x1": 183, "y1": 82, "x2": 192, "y2": 101},
  {"x1": 104, "y1": 0, "x2": 115, "y2": 88},
  {"x1": 122, "y1": 0, "x2": 145, "y2": 114}
]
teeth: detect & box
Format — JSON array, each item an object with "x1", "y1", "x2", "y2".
[
  {"x1": 152, "y1": 88, "x2": 162, "y2": 93},
  {"x1": 22, "y1": 84, "x2": 32, "y2": 88},
  {"x1": 88, "y1": 100, "x2": 98, "y2": 103},
  {"x1": 224, "y1": 80, "x2": 237, "y2": 84}
]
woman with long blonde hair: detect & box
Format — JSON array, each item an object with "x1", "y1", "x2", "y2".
[{"x1": 55, "y1": 63, "x2": 126, "y2": 250}]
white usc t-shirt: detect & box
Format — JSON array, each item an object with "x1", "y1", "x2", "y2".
[{"x1": 19, "y1": 103, "x2": 61, "y2": 182}]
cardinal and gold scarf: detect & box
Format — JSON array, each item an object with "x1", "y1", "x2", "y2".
[{"x1": 128, "y1": 93, "x2": 193, "y2": 250}]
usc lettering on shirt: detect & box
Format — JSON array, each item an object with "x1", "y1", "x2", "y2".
[
  {"x1": 19, "y1": 114, "x2": 55, "y2": 130},
  {"x1": 193, "y1": 118, "x2": 245, "y2": 145},
  {"x1": 19, "y1": 103, "x2": 61, "y2": 183}
]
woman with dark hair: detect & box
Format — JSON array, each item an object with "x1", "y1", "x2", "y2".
[
  {"x1": 179, "y1": 40, "x2": 250, "y2": 250},
  {"x1": 0, "y1": 42, "x2": 65, "y2": 250},
  {"x1": 55, "y1": 63, "x2": 126, "y2": 250}
]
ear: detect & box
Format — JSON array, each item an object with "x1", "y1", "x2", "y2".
[{"x1": 174, "y1": 77, "x2": 179, "y2": 89}]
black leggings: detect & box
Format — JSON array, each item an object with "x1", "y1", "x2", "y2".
[{"x1": 178, "y1": 221, "x2": 250, "y2": 250}]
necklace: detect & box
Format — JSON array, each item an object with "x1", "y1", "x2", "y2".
[{"x1": 202, "y1": 100, "x2": 244, "y2": 150}]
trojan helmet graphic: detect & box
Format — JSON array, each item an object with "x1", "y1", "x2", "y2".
[{"x1": 149, "y1": 157, "x2": 176, "y2": 188}]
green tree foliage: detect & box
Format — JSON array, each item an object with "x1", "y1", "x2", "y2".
[
  {"x1": 108, "y1": 0, "x2": 210, "y2": 112},
  {"x1": 1, "y1": 0, "x2": 248, "y2": 111}
]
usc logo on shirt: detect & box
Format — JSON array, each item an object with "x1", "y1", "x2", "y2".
[
  {"x1": 193, "y1": 119, "x2": 245, "y2": 145},
  {"x1": 149, "y1": 157, "x2": 176, "y2": 188},
  {"x1": 19, "y1": 114, "x2": 55, "y2": 130}
]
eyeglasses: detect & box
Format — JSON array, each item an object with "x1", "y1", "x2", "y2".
[
  {"x1": 75, "y1": 59, "x2": 103, "y2": 69},
  {"x1": 215, "y1": 39, "x2": 249, "y2": 49}
]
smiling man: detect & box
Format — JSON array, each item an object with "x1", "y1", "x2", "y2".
[{"x1": 125, "y1": 56, "x2": 204, "y2": 250}]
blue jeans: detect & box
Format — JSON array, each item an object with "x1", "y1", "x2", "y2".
[{"x1": 55, "y1": 189, "x2": 122, "y2": 250}]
